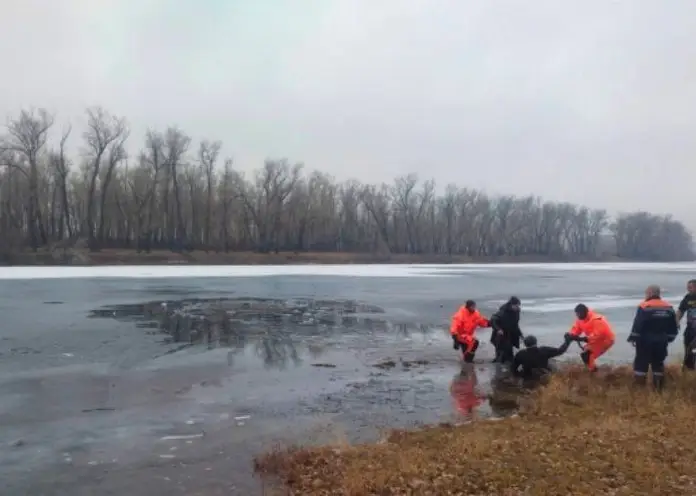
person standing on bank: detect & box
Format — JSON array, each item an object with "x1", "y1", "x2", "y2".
[
  {"x1": 676, "y1": 279, "x2": 696, "y2": 370},
  {"x1": 628, "y1": 285, "x2": 678, "y2": 390},
  {"x1": 490, "y1": 296, "x2": 523, "y2": 364}
]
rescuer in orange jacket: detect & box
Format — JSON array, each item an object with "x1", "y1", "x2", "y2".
[
  {"x1": 565, "y1": 303, "x2": 615, "y2": 372},
  {"x1": 450, "y1": 300, "x2": 491, "y2": 363}
]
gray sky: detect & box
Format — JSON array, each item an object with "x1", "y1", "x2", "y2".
[{"x1": 2, "y1": 1, "x2": 695, "y2": 229}]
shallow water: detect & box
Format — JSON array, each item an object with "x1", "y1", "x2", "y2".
[{"x1": 0, "y1": 262, "x2": 694, "y2": 495}]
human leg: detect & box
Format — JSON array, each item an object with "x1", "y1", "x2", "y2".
[
  {"x1": 463, "y1": 338, "x2": 480, "y2": 363},
  {"x1": 649, "y1": 342, "x2": 668, "y2": 391},
  {"x1": 499, "y1": 340, "x2": 515, "y2": 364},
  {"x1": 584, "y1": 339, "x2": 614, "y2": 372},
  {"x1": 632, "y1": 341, "x2": 650, "y2": 386},
  {"x1": 683, "y1": 329, "x2": 696, "y2": 370}
]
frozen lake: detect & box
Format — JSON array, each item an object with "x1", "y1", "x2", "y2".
[{"x1": 0, "y1": 262, "x2": 694, "y2": 495}]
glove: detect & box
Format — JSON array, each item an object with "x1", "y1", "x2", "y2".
[
  {"x1": 452, "y1": 335, "x2": 460, "y2": 350},
  {"x1": 563, "y1": 333, "x2": 573, "y2": 342},
  {"x1": 577, "y1": 336, "x2": 588, "y2": 343}
]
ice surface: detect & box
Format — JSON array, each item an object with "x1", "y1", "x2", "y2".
[{"x1": 0, "y1": 262, "x2": 695, "y2": 280}]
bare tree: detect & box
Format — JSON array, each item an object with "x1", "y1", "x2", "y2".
[
  {"x1": 0, "y1": 106, "x2": 693, "y2": 263},
  {"x1": 162, "y1": 127, "x2": 191, "y2": 250},
  {"x1": 1, "y1": 109, "x2": 54, "y2": 249},
  {"x1": 46, "y1": 124, "x2": 73, "y2": 240},
  {"x1": 82, "y1": 107, "x2": 128, "y2": 249},
  {"x1": 198, "y1": 140, "x2": 221, "y2": 249}
]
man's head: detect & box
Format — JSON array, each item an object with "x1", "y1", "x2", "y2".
[
  {"x1": 523, "y1": 335, "x2": 537, "y2": 348},
  {"x1": 574, "y1": 303, "x2": 589, "y2": 320},
  {"x1": 465, "y1": 300, "x2": 477, "y2": 311},
  {"x1": 507, "y1": 296, "x2": 521, "y2": 312},
  {"x1": 645, "y1": 284, "x2": 661, "y2": 300},
  {"x1": 688, "y1": 279, "x2": 696, "y2": 295}
]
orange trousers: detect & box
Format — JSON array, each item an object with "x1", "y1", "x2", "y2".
[{"x1": 582, "y1": 339, "x2": 614, "y2": 371}]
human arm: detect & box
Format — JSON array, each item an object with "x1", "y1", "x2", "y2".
[
  {"x1": 511, "y1": 351, "x2": 523, "y2": 377},
  {"x1": 540, "y1": 335, "x2": 572, "y2": 360},
  {"x1": 489, "y1": 312, "x2": 501, "y2": 331},
  {"x1": 514, "y1": 314, "x2": 524, "y2": 340},
  {"x1": 568, "y1": 322, "x2": 583, "y2": 338},
  {"x1": 627, "y1": 306, "x2": 645, "y2": 344},
  {"x1": 476, "y1": 313, "x2": 490, "y2": 329},
  {"x1": 565, "y1": 323, "x2": 587, "y2": 343},
  {"x1": 478, "y1": 314, "x2": 491, "y2": 327},
  {"x1": 563, "y1": 334, "x2": 587, "y2": 344},
  {"x1": 666, "y1": 307, "x2": 679, "y2": 343},
  {"x1": 489, "y1": 312, "x2": 504, "y2": 340},
  {"x1": 450, "y1": 310, "x2": 463, "y2": 336},
  {"x1": 677, "y1": 296, "x2": 688, "y2": 327},
  {"x1": 552, "y1": 336, "x2": 572, "y2": 357},
  {"x1": 450, "y1": 311, "x2": 462, "y2": 349}
]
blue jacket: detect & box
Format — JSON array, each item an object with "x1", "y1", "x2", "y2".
[{"x1": 628, "y1": 297, "x2": 678, "y2": 344}]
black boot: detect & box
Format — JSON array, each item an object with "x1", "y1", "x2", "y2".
[
  {"x1": 653, "y1": 374, "x2": 664, "y2": 392},
  {"x1": 633, "y1": 375, "x2": 647, "y2": 388}
]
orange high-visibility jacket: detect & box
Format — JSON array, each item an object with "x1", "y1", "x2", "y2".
[
  {"x1": 569, "y1": 310, "x2": 615, "y2": 346},
  {"x1": 450, "y1": 307, "x2": 489, "y2": 341}
]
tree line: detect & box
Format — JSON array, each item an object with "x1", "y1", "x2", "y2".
[{"x1": 0, "y1": 108, "x2": 693, "y2": 262}]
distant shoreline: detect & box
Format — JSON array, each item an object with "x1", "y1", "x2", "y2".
[{"x1": 1, "y1": 248, "x2": 692, "y2": 267}]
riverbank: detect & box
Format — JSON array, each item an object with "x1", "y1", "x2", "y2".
[
  {"x1": 255, "y1": 364, "x2": 696, "y2": 495},
  {"x1": 3, "y1": 248, "x2": 631, "y2": 266}
]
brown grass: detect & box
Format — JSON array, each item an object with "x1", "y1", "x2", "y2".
[{"x1": 254, "y1": 364, "x2": 696, "y2": 495}]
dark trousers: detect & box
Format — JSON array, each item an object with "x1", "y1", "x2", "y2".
[
  {"x1": 684, "y1": 328, "x2": 696, "y2": 370},
  {"x1": 633, "y1": 341, "x2": 668, "y2": 378},
  {"x1": 456, "y1": 338, "x2": 480, "y2": 363},
  {"x1": 493, "y1": 336, "x2": 515, "y2": 364}
]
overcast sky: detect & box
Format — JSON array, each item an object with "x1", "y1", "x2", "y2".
[{"x1": 2, "y1": 1, "x2": 695, "y2": 228}]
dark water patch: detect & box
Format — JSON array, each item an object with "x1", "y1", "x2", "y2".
[
  {"x1": 370, "y1": 358, "x2": 429, "y2": 371},
  {"x1": 43, "y1": 301, "x2": 64, "y2": 305},
  {"x1": 373, "y1": 360, "x2": 397, "y2": 369},
  {"x1": 6, "y1": 347, "x2": 41, "y2": 356},
  {"x1": 88, "y1": 297, "x2": 441, "y2": 365}
]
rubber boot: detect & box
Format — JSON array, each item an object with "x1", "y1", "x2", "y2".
[
  {"x1": 633, "y1": 374, "x2": 647, "y2": 389},
  {"x1": 653, "y1": 375, "x2": 664, "y2": 392}
]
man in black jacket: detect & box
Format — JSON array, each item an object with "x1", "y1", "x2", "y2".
[
  {"x1": 628, "y1": 284, "x2": 679, "y2": 390},
  {"x1": 676, "y1": 279, "x2": 696, "y2": 370},
  {"x1": 490, "y1": 296, "x2": 524, "y2": 364},
  {"x1": 512, "y1": 334, "x2": 572, "y2": 380}
]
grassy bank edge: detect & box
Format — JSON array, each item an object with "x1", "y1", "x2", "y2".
[{"x1": 253, "y1": 363, "x2": 696, "y2": 495}]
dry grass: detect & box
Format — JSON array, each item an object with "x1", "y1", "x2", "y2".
[{"x1": 254, "y1": 364, "x2": 696, "y2": 495}]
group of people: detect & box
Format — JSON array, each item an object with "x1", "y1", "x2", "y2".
[{"x1": 449, "y1": 279, "x2": 696, "y2": 390}]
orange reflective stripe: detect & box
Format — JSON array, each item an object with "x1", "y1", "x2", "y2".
[{"x1": 639, "y1": 298, "x2": 672, "y2": 309}]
